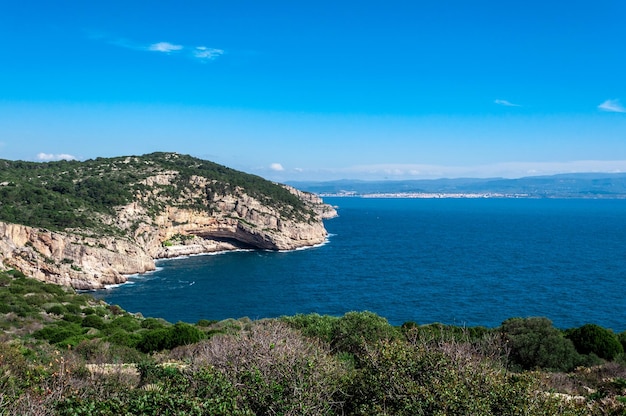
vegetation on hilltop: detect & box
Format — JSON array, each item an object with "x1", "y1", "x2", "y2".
[
  {"x1": 0, "y1": 152, "x2": 312, "y2": 234},
  {"x1": 3, "y1": 271, "x2": 626, "y2": 414}
]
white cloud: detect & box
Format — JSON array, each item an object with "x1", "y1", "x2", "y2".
[
  {"x1": 494, "y1": 99, "x2": 521, "y2": 107},
  {"x1": 598, "y1": 99, "x2": 626, "y2": 113},
  {"x1": 193, "y1": 46, "x2": 224, "y2": 61},
  {"x1": 37, "y1": 153, "x2": 76, "y2": 161},
  {"x1": 148, "y1": 42, "x2": 183, "y2": 53},
  {"x1": 90, "y1": 32, "x2": 224, "y2": 62},
  {"x1": 270, "y1": 163, "x2": 285, "y2": 171}
]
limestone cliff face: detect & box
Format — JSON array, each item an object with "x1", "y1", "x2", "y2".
[
  {"x1": 0, "y1": 171, "x2": 335, "y2": 290},
  {"x1": 282, "y1": 185, "x2": 338, "y2": 220},
  {"x1": 0, "y1": 222, "x2": 154, "y2": 290}
]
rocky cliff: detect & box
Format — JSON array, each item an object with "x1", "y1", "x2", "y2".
[{"x1": 0, "y1": 153, "x2": 336, "y2": 289}]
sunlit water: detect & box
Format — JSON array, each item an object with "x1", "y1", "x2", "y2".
[{"x1": 93, "y1": 198, "x2": 626, "y2": 330}]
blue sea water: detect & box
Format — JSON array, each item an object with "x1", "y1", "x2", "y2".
[{"x1": 93, "y1": 198, "x2": 626, "y2": 331}]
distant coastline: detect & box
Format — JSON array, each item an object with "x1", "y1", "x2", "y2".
[
  {"x1": 291, "y1": 172, "x2": 626, "y2": 199},
  {"x1": 318, "y1": 192, "x2": 626, "y2": 199},
  {"x1": 320, "y1": 192, "x2": 529, "y2": 198}
]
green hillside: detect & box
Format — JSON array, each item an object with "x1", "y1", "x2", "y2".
[{"x1": 0, "y1": 152, "x2": 311, "y2": 233}]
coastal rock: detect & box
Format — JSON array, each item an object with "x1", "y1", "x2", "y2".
[
  {"x1": 282, "y1": 185, "x2": 338, "y2": 220},
  {"x1": 0, "y1": 173, "x2": 335, "y2": 289},
  {"x1": 0, "y1": 222, "x2": 154, "y2": 289}
]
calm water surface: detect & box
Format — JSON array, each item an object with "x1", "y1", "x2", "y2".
[{"x1": 93, "y1": 198, "x2": 626, "y2": 330}]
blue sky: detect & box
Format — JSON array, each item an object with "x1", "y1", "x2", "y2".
[{"x1": 1, "y1": 1, "x2": 625, "y2": 181}]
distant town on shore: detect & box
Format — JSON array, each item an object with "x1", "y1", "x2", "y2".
[{"x1": 289, "y1": 172, "x2": 626, "y2": 199}]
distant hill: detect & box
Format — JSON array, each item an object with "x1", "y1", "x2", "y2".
[{"x1": 288, "y1": 173, "x2": 626, "y2": 198}]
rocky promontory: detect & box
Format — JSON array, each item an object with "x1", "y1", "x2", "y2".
[{"x1": 0, "y1": 153, "x2": 336, "y2": 289}]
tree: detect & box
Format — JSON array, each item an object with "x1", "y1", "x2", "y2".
[
  {"x1": 500, "y1": 317, "x2": 580, "y2": 371},
  {"x1": 566, "y1": 324, "x2": 624, "y2": 361}
]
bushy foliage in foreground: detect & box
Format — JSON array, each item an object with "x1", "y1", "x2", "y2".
[
  {"x1": 3, "y1": 273, "x2": 626, "y2": 415},
  {"x1": 501, "y1": 317, "x2": 582, "y2": 372},
  {"x1": 567, "y1": 323, "x2": 624, "y2": 361}
]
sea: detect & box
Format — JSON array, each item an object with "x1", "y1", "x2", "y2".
[{"x1": 92, "y1": 197, "x2": 626, "y2": 331}]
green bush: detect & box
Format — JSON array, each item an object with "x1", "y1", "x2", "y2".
[
  {"x1": 109, "y1": 315, "x2": 142, "y2": 332},
  {"x1": 82, "y1": 314, "x2": 106, "y2": 330},
  {"x1": 196, "y1": 319, "x2": 217, "y2": 327},
  {"x1": 57, "y1": 364, "x2": 251, "y2": 416},
  {"x1": 82, "y1": 307, "x2": 95, "y2": 315},
  {"x1": 169, "y1": 322, "x2": 205, "y2": 347},
  {"x1": 619, "y1": 331, "x2": 626, "y2": 352},
  {"x1": 64, "y1": 303, "x2": 82, "y2": 314},
  {"x1": 23, "y1": 293, "x2": 49, "y2": 306},
  {"x1": 280, "y1": 313, "x2": 338, "y2": 343},
  {"x1": 141, "y1": 317, "x2": 167, "y2": 330},
  {"x1": 45, "y1": 304, "x2": 67, "y2": 315},
  {"x1": 34, "y1": 322, "x2": 85, "y2": 344},
  {"x1": 63, "y1": 314, "x2": 83, "y2": 324},
  {"x1": 42, "y1": 282, "x2": 67, "y2": 296},
  {"x1": 137, "y1": 321, "x2": 205, "y2": 353},
  {"x1": 500, "y1": 317, "x2": 580, "y2": 372},
  {"x1": 567, "y1": 324, "x2": 624, "y2": 361},
  {"x1": 138, "y1": 328, "x2": 171, "y2": 353},
  {"x1": 346, "y1": 339, "x2": 584, "y2": 415},
  {"x1": 107, "y1": 329, "x2": 142, "y2": 348},
  {"x1": 331, "y1": 311, "x2": 400, "y2": 357},
  {"x1": 6, "y1": 269, "x2": 26, "y2": 278}
]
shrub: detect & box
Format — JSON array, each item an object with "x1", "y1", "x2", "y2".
[
  {"x1": 141, "y1": 317, "x2": 166, "y2": 330},
  {"x1": 42, "y1": 282, "x2": 67, "y2": 296},
  {"x1": 63, "y1": 314, "x2": 83, "y2": 324},
  {"x1": 169, "y1": 322, "x2": 205, "y2": 347},
  {"x1": 346, "y1": 339, "x2": 585, "y2": 415},
  {"x1": 196, "y1": 319, "x2": 217, "y2": 327},
  {"x1": 82, "y1": 307, "x2": 95, "y2": 315},
  {"x1": 619, "y1": 331, "x2": 626, "y2": 352},
  {"x1": 46, "y1": 304, "x2": 66, "y2": 315},
  {"x1": 178, "y1": 320, "x2": 347, "y2": 415},
  {"x1": 64, "y1": 303, "x2": 82, "y2": 314},
  {"x1": 23, "y1": 293, "x2": 49, "y2": 306},
  {"x1": 109, "y1": 315, "x2": 142, "y2": 332},
  {"x1": 331, "y1": 311, "x2": 400, "y2": 357},
  {"x1": 34, "y1": 322, "x2": 85, "y2": 344},
  {"x1": 567, "y1": 324, "x2": 624, "y2": 361},
  {"x1": 0, "y1": 341, "x2": 30, "y2": 399},
  {"x1": 57, "y1": 362, "x2": 251, "y2": 415},
  {"x1": 500, "y1": 317, "x2": 580, "y2": 372},
  {"x1": 280, "y1": 313, "x2": 338, "y2": 343},
  {"x1": 107, "y1": 329, "x2": 142, "y2": 348},
  {"x1": 6, "y1": 269, "x2": 26, "y2": 278},
  {"x1": 137, "y1": 328, "x2": 171, "y2": 353},
  {"x1": 82, "y1": 314, "x2": 106, "y2": 330}
]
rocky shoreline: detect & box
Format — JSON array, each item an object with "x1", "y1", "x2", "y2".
[{"x1": 0, "y1": 186, "x2": 337, "y2": 290}]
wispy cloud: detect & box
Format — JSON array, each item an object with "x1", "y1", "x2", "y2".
[
  {"x1": 37, "y1": 153, "x2": 76, "y2": 161},
  {"x1": 494, "y1": 99, "x2": 521, "y2": 107},
  {"x1": 89, "y1": 31, "x2": 223, "y2": 62},
  {"x1": 270, "y1": 163, "x2": 285, "y2": 171},
  {"x1": 148, "y1": 42, "x2": 183, "y2": 53},
  {"x1": 193, "y1": 46, "x2": 224, "y2": 61},
  {"x1": 598, "y1": 99, "x2": 626, "y2": 113}
]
